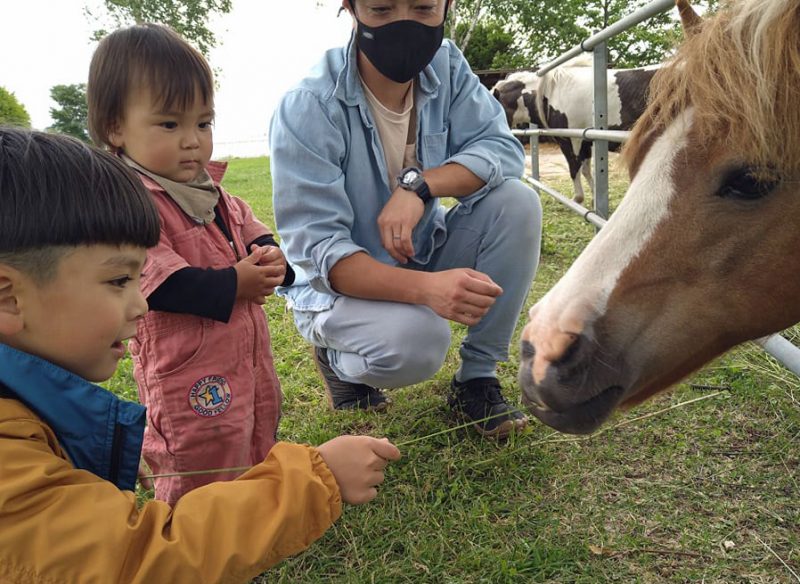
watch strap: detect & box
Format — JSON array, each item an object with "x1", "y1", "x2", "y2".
[{"x1": 415, "y1": 179, "x2": 432, "y2": 204}]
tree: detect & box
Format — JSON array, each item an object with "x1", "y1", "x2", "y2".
[
  {"x1": 450, "y1": 0, "x2": 720, "y2": 70},
  {"x1": 86, "y1": 0, "x2": 233, "y2": 57},
  {"x1": 48, "y1": 84, "x2": 90, "y2": 142},
  {"x1": 455, "y1": 21, "x2": 523, "y2": 70},
  {"x1": 0, "y1": 87, "x2": 32, "y2": 128}
]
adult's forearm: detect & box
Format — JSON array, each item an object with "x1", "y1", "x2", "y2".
[
  {"x1": 423, "y1": 162, "x2": 485, "y2": 199},
  {"x1": 329, "y1": 252, "x2": 430, "y2": 304}
]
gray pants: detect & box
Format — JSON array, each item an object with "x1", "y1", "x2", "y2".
[{"x1": 293, "y1": 179, "x2": 542, "y2": 387}]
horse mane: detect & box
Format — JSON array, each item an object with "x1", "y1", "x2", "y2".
[{"x1": 624, "y1": 0, "x2": 800, "y2": 175}]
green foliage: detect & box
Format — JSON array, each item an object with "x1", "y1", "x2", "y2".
[
  {"x1": 47, "y1": 84, "x2": 90, "y2": 143},
  {"x1": 0, "y1": 86, "x2": 31, "y2": 128},
  {"x1": 87, "y1": 0, "x2": 233, "y2": 56},
  {"x1": 452, "y1": 0, "x2": 721, "y2": 69},
  {"x1": 455, "y1": 20, "x2": 526, "y2": 70}
]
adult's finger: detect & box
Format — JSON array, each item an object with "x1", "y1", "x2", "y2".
[
  {"x1": 381, "y1": 224, "x2": 405, "y2": 263},
  {"x1": 395, "y1": 224, "x2": 414, "y2": 259},
  {"x1": 463, "y1": 273, "x2": 503, "y2": 297}
]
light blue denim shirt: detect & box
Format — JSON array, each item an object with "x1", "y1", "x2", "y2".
[{"x1": 269, "y1": 34, "x2": 524, "y2": 312}]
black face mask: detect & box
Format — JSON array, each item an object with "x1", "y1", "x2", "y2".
[{"x1": 353, "y1": 4, "x2": 449, "y2": 84}]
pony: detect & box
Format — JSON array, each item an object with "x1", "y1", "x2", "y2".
[
  {"x1": 491, "y1": 59, "x2": 657, "y2": 204},
  {"x1": 518, "y1": 0, "x2": 800, "y2": 435}
]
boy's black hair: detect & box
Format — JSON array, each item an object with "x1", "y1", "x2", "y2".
[
  {"x1": 87, "y1": 23, "x2": 214, "y2": 149},
  {"x1": 0, "y1": 127, "x2": 161, "y2": 281}
]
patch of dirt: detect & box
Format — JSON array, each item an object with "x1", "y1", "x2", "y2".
[
  {"x1": 524, "y1": 142, "x2": 571, "y2": 179},
  {"x1": 522, "y1": 142, "x2": 627, "y2": 181}
]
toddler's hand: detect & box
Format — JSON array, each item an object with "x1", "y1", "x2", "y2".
[
  {"x1": 137, "y1": 459, "x2": 154, "y2": 491},
  {"x1": 317, "y1": 436, "x2": 401, "y2": 505},
  {"x1": 251, "y1": 244, "x2": 288, "y2": 282},
  {"x1": 234, "y1": 246, "x2": 285, "y2": 303}
]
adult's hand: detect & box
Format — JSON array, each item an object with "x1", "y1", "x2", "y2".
[
  {"x1": 377, "y1": 188, "x2": 425, "y2": 264},
  {"x1": 422, "y1": 269, "x2": 503, "y2": 326}
]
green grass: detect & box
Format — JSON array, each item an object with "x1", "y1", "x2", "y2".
[{"x1": 108, "y1": 157, "x2": 799, "y2": 583}]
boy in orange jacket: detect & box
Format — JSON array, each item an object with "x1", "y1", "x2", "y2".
[{"x1": 0, "y1": 127, "x2": 400, "y2": 583}]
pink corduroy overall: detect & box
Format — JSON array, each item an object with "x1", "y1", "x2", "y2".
[{"x1": 129, "y1": 162, "x2": 282, "y2": 505}]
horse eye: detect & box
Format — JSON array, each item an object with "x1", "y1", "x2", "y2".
[{"x1": 717, "y1": 167, "x2": 779, "y2": 200}]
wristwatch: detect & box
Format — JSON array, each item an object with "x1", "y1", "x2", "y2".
[{"x1": 397, "y1": 166, "x2": 432, "y2": 204}]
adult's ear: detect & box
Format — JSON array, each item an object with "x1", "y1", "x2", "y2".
[
  {"x1": 0, "y1": 269, "x2": 24, "y2": 337},
  {"x1": 676, "y1": 0, "x2": 702, "y2": 36}
]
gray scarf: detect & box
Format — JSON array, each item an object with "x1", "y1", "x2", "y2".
[{"x1": 122, "y1": 154, "x2": 220, "y2": 225}]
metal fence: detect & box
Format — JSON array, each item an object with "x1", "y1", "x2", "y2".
[{"x1": 511, "y1": 0, "x2": 800, "y2": 378}]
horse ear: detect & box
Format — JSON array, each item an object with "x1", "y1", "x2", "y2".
[{"x1": 676, "y1": 0, "x2": 702, "y2": 36}]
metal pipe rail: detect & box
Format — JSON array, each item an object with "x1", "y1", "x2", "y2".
[
  {"x1": 523, "y1": 176, "x2": 607, "y2": 229},
  {"x1": 536, "y1": 0, "x2": 676, "y2": 76},
  {"x1": 513, "y1": 128, "x2": 630, "y2": 143}
]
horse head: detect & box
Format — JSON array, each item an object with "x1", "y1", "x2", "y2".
[{"x1": 518, "y1": 0, "x2": 800, "y2": 434}]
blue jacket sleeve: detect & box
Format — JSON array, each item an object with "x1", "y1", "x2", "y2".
[
  {"x1": 269, "y1": 89, "x2": 367, "y2": 296},
  {"x1": 442, "y1": 44, "x2": 525, "y2": 190}
]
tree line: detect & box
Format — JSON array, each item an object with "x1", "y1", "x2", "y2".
[{"x1": 1, "y1": 0, "x2": 718, "y2": 141}]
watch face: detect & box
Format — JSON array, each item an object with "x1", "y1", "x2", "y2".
[{"x1": 403, "y1": 170, "x2": 420, "y2": 185}]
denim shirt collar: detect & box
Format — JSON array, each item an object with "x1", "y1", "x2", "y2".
[
  {"x1": 0, "y1": 343, "x2": 145, "y2": 491},
  {"x1": 334, "y1": 32, "x2": 442, "y2": 108}
]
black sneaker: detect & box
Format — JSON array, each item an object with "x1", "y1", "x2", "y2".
[
  {"x1": 312, "y1": 346, "x2": 390, "y2": 412},
  {"x1": 448, "y1": 377, "x2": 527, "y2": 438}
]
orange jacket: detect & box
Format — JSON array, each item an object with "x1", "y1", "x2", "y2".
[{"x1": 0, "y1": 397, "x2": 342, "y2": 583}]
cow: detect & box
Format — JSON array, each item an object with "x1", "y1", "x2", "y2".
[{"x1": 492, "y1": 58, "x2": 657, "y2": 204}]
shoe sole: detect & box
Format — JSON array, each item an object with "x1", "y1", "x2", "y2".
[{"x1": 453, "y1": 410, "x2": 528, "y2": 439}]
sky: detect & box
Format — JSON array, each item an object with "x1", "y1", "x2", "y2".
[{"x1": 2, "y1": 0, "x2": 353, "y2": 157}]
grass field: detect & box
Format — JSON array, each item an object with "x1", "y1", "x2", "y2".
[{"x1": 111, "y1": 156, "x2": 799, "y2": 583}]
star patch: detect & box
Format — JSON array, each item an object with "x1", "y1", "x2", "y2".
[{"x1": 188, "y1": 375, "x2": 232, "y2": 417}]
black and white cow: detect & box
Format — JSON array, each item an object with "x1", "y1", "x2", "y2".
[{"x1": 492, "y1": 58, "x2": 657, "y2": 204}]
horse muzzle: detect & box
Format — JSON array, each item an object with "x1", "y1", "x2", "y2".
[{"x1": 518, "y1": 336, "x2": 628, "y2": 434}]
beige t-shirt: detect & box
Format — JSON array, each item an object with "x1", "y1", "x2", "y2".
[{"x1": 360, "y1": 77, "x2": 420, "y2": 189}]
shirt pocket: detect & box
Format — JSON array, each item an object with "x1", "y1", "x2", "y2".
[
  {"x1": 420, "y1": 129, "x2": 450, "y2": 168},
  {"x1": 170, "y1": 224, "x2": 232, "y2": 269},
  {"x1": 146, "y1": 313, "x2": 209, "y2": 380}
]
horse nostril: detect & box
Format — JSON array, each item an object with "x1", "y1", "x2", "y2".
[{"x1": 520, "y1": 340, "x2": 535, "y2": 360}]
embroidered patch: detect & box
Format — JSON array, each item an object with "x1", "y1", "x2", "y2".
[{"x1": 188, "y1": 375, "x2": 232, "y2": 417}]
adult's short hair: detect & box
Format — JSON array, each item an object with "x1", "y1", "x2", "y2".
[
  {"x1": 0, "y1": 127, "x2": 161, "y2": 281},
  {"x1": 87, "y1": 23, "x2": 214, "y2": 149}
]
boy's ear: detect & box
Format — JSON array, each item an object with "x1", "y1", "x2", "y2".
[{"x1": 0, "y1": 269, "x2": 24, "y2": 337}]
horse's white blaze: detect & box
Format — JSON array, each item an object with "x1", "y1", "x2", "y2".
[
  {"x1": 532, "y1": 110, "x2": 694, "y2": 346},
  {"x1": 512, "y1": 94, "x2": 531, "y2": 126}
]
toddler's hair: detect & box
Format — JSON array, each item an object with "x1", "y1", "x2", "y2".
[
  {"x1": 87, "y1": 23, "x2": 214, "y2": 149},
  {"x1": 0, "y1": 127, "x2": 160, "y2": 282}
]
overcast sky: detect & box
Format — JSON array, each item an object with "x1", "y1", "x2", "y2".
[{"x1": 2, "y1": 0, "x2": 353, "y2": 157}]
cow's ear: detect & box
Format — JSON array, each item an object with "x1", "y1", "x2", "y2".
[{"x1": 676, "y1": 0, "x2": 702, "y2": 36}]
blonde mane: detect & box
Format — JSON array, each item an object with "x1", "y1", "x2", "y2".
[{"x1": 625, "y1": 0, "x2": 800, "y2": 174}]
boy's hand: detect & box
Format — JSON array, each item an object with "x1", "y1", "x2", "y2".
[
  {"x1": 234, "y1": 246, "x2": 285, "y2": 303},
  {"x1": 317, "y1": 436, "x2": 402, "y2": 505}
]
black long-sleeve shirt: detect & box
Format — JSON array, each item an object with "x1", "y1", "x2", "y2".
[{"x1": 147, "y1": 211, "x2": 294, "y2": 322}]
